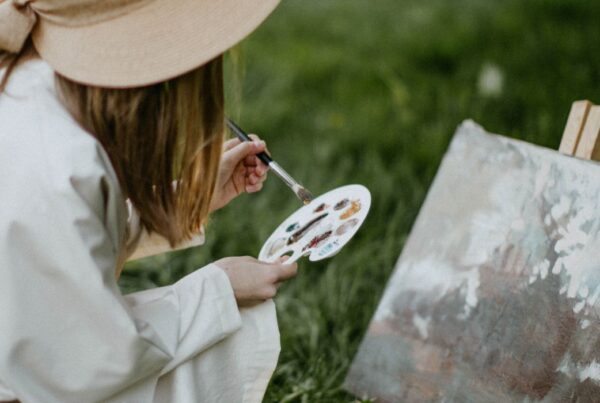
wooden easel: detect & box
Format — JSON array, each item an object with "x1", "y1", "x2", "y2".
[{"x1": 559, "y1": 100, "x2": 600, "y2": 159}]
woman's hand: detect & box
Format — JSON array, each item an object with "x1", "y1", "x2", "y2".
[
  {"x1": 210, "y1": 135, "x2": 269, "y2": 212},
  {"x1": 215, "y1": 256, "x2": 298, "y2": 307}
]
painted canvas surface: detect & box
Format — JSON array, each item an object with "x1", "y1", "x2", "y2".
[{"x1": 345, "y1": 121, "x2": 600, "y2": 402}]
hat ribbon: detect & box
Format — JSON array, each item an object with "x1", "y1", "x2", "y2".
[{"x1": 0, "y1": 0, "x2": 37, "y2": 53}]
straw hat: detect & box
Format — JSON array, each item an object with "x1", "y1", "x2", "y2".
[{"x1": 0, "y1": 0, "x2": 279, "y2": 87}]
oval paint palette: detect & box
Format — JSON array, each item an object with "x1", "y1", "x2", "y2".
[{"x1": 259, "y1": 184, "x2": 371, "y2": 263}]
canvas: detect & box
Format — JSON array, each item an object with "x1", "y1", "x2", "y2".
[{"x1": 345, "y1": 121, "x2": 600, "y2": 402}]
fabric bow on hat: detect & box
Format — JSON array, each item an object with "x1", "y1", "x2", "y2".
[{"x1": 0, "y1": 0, "x2": 37, "y2": 53}]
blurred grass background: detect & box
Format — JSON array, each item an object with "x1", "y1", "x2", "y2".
[{"x1": 121, "y1": 0, "x2": 600, "y2": 401}]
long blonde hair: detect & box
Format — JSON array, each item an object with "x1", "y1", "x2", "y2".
[{"x1": 1, "y1": 44, "x2": 224, "y2": 248}]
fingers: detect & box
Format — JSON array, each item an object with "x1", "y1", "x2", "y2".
[
  {"x1": 245, "y1": 165, "x2": 268, "y2": 193},
  {"x1": 252, "y1": 256, "x2": 298, "y2": 285},
  {"x1": 223, "y1": 137, "x2": 241, "y2": 151},
  {"x1": 274, "y1": 261, "x2": 299, "y2": 282},
  {"x1": 222, "y1": 140, "x2": 266, "y2": 170},
  {"x1": 243, "y1": 155, "x2": 269, "y2": 174},
  {"x1": 249, "y1": 134, "x2": 271, "y2": 156},
  {"x1": 244, "y1": 160, "x2": 269, "y2": 179},
  {"x1": 244, "y1": 154, "x2": 258, "y2": 167},
  {"x1": 224, "y1": 134, "x2": 269, "y2": 157},
  {"x1": 221, "y1": 134, "x2": 270, "y2": 197},
  {"x1": 250, "y1": 173, "x2": 260, "y2": 185},
  {"x1": 245, "y1": 180, "x2": 264, "y2": 193},
  {"x1": 243, "y1": 155, "x2": 269, "y2": 175},
  {"x1": 261, "y1": 260, "x2": 297, "y2": 295},
  {"x1": 245, "y1": 184, "x2": 263, "y2": 194},
  {"x1": 245, "y1": 135, "x2": 270, "y2": 178},
  {"x1": 219, "y1": 255, "x2": 298, "y2": 305}
]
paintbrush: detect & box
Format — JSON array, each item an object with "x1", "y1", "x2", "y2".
[{"x1": 226, "y1": 119, "x2": 314, "y2": 204}]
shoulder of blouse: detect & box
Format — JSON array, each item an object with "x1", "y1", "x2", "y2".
[{"x1": 0, "y1": 57, "x2": 128, "y2": 257}]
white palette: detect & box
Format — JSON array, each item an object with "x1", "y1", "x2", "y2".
[{"x1": 259, "y1": 184, "x2": 371, "y2": 263}]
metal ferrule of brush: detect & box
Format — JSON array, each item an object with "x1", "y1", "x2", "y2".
[{"x1": 268, "y1": 161, "x2": 298, "y2": 190}]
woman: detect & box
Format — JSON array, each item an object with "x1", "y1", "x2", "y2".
[{"x1": 0, "y1": 0, "x2": 297, "y2": 402}]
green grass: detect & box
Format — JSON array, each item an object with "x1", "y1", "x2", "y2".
[{"x1": 121, "y1": 1, "x2": 600, "y2": 401}]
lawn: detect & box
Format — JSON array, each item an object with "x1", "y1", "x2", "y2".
[{"x1": 121, "y1": 0, "x2": 600, "y2": 401}]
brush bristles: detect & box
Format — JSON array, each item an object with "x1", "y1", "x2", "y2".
[{"x1": 296, "y1": 186, "x2": 314, "y2": 204}]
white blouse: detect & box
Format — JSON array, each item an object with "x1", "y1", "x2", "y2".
[{"x1": 0, "y1": 58, "x2": 279, "y2": 403}]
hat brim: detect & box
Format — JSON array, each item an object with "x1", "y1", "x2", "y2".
[{"x1": 32, "y1": 0, "x2": 279, "y2": 88}]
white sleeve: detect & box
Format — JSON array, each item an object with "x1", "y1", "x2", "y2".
[
  {"x1": 123, "y1": 265, "x2": 242, "y2": 376},
  {"x1": 0, "y1": 144, "x2": 241, "y2": 402}
]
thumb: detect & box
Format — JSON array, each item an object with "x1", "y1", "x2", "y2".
[
  {"x1": 222, "y1": 140, "x2": 265, "y2": 168},
  {"x1": 275, "y1": 260, "x2": 298, "y2": 282}
]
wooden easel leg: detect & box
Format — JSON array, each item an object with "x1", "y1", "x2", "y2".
[
  {"x1": 575, "y1": 105, "x2": 600, "y2": 161},
  {"x1": 559, "y1": 100, "x2": 591, "y2": 156}
]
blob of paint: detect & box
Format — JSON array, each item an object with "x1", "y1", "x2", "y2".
[
  {"x1": 340, "y1": 200, "x2": 361, "y2": 219},
  {"x1": 288, "y1": 212, "x2": 329, "y2": 245},
  {"x1": 318, "y1": 240, "x2": 340, "y2": 257},
  {"x1": 336, "y1": 218, "x2": 360, "y2": 236},
  {"x1": 334, "y1": 199, "x2": 349, "y2": 210},
  {"x1": 286, "y1": 222, "x2": 299, "y2": 232},
  {"x1": 302, "y1": 231, "x2": 333, "y2": 252},
  {"x1": 313, "y1": 203, "x2": 329, "y2": 213}
]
